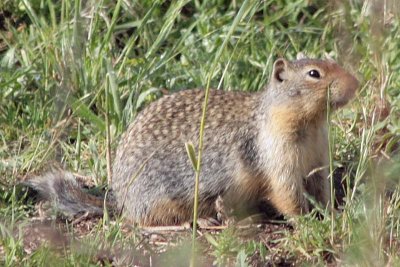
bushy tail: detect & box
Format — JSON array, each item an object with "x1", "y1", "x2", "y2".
[{"x1": 24, "y1": 170, "x2": 114, "y2": 218}]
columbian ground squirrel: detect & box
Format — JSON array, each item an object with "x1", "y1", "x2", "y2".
[{"x1": 26, "y1": 56, "x2": 359, "y2": 226}]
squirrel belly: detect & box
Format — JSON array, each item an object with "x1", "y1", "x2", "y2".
[{"x1": 25, "y1": 57, "x2": 359, "y2": 226}]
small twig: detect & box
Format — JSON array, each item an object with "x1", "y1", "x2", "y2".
[
  {"x1": 140, "y1": 225, "x2": 191, "y2": 232},
  {"x1": 72, "y1": 211, "x2": 91, "y2": 225},
  {"x1": 198, "y1": 225, "x2": 227, "y2": 231},
  {"x1": 380, "y1": 150, "x2": 392, "y2": 161},
  {"x1": 306, "y1": 165, "x2": 329, "y2": 178}
]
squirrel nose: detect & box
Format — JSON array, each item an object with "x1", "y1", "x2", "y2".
[
  {"x1": 348, "y1": 74, "x2": 360, "y2": 93},
  {"x1": 345, "y1": 74, "x2": 359, "y2": 101}
]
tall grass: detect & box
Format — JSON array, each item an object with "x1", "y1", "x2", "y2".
[{"x1": 0, "y1": 0, "x2": 399, "y2": 265}]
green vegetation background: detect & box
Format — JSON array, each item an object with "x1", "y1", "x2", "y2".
[{"x1": 0, "y1": 0, "x2": 399, "y2": 266}]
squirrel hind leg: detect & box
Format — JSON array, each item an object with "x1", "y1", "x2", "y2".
[
  {"x1": 137, "y1": 198, "x2": 191, "y2": 226},
  {"x1": 23, "y1": 170, "x2": 106, "y2": 218},
  {"x1": 138, "y1": 197, "x2": 218, "y2": 226}
]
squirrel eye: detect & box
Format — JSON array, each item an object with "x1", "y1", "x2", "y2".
[{"x1": 308, "y1": 69, "x2": 320, "y2": 79}]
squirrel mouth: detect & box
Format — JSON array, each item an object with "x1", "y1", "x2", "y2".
[
  {"x1": 330, "y1": 99, "x2": 348, "y2": 109},
  {"x1": 329, "y1": 87, "x2": 356, "y2": 110}
]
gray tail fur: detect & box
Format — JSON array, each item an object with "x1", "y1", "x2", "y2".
[{"x1": 23, "y1": 170, "x2": 113, "y2": 218}]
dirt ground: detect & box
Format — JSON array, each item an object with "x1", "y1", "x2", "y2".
[{"x1": 15, "y1": 211, "x2": 294, "y2": 266}]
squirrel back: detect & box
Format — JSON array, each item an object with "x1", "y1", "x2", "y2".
[{"x1": 25, "y1": 56, "x2": 359, "y2": 225}]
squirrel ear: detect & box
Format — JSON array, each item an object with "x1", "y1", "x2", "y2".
[
  {"x1": 324, "y1": 52, "x2": 335, "y2": 62},
  {"x1": 272, "y1": 58, "x2": 288, "y2": 83}
]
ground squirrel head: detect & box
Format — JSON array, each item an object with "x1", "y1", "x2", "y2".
[{"x1": 267, "y1": 57, "x2": 359, "y2": 118}]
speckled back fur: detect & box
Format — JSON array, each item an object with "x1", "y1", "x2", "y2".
[{"x1": 112, "y1": 90, "x2": 261, "y2": 225}]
